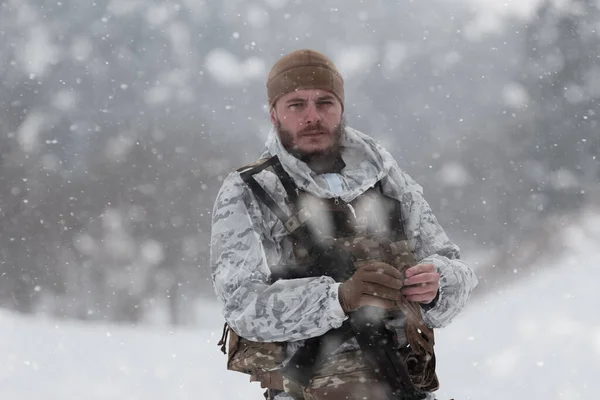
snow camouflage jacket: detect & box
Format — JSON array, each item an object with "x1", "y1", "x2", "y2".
[{"x1": 210, "y1": 127, "x2": 478, "y2": 394}]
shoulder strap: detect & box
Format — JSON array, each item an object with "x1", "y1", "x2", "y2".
[
  {"x1": 269, "y1": 158, "x2": 299, "y2": 204},
  {"x1": 237, "y1": 156, "x2": 309, "y2": 235},
  {"x1": 236, "y1": 158, "x2": 271, "y2": 173},
  {"x1": 237, "y1": 157, "x2": 289, "y2": 223},
  {"x1": 237, "y1": 156, "x2": 298, "y2": 202}
]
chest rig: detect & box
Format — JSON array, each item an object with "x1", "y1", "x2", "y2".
[{"x1": 220, "y1": 156, "x2": 438, "y2": 400}]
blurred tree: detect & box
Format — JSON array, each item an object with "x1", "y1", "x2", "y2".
[
  {"x1": 4, "y1": 0, "x2": 596, "y2": 324},
  {"x1": 515, "y1": 0, "x2": 599, "y2": 214}
]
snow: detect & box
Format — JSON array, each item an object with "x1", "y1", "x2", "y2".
[
  {"x1": 501, "y1": 82, "x2": 530, "y2": 108},
  {"x1": 2, "y1": 211, "x2": 598, "y2": 399},
  {"x1": 17, "y1": 111, "x2": 47, "y2": 153},
  {"x1": 436, "y1": 161, "x2": 471, "y2": 187},
  {"x1": 106, "y1": 0, "x2": 145, "y2": 16},
  {"x1": 435, "y1": 208, "x2": 600, "y2": 399},
  {"x1": 0, "y1": 311, "x2": 262, "y2": 400},
  {"x1": 204, "y1": 49, "x2": 266, "y2": 86},
  {"x1": 381, "y1": 41, "x2": 409, "y2": 74},
  {"x1": 335, "y1": 46, "x2": 379, "y2": 79},
  {"x1": 52, "y1": 90, "x2": 78, "y2": 112},
  {"x1": 16, "y1": 19, "x2": 60, "y2": 78},
  {"x1": 1, "y1": 0, "x2": 598, "y2": 397},
  {"x1": 246, "y1": 5, "x2": 270, "y2": 29},
  {"x1": 461, "y1": 0, "x2": 544, "y2": 37},
  {"x1": 264, "y1": 0, "x2": 290, "y2": 9}
]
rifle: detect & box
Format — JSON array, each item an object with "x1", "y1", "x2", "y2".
[{"x1": 275, "y1": 232, "x2": 430, "y2": 400}]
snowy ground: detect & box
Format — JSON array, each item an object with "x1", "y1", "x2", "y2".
[
  {"x1": 0, "y1": 308, "x2": 262, "y2": 400},
  {"x1": 1, "y1": 210, "x2": 599, "y2": 399}
]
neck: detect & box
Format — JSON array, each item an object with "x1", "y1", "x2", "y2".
[{"x1": 302, "y1": 151, "x2": 345, "y2": 174}]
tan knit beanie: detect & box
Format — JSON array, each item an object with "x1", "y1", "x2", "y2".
[{"x1": 266, "y1": 49, "x2": 344, "y2": 110}]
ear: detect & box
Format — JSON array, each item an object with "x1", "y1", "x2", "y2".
[{"x1": 270, "y1": 108, "x2": 277, "y2": 125}]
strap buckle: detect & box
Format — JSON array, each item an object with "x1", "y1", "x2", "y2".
[{"x1": 284, "y1": 208, "x2": 311, "y2": 233}]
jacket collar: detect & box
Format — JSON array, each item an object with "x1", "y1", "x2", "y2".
[{"x1": 260, "y1": 126, "x2": 394, "y2": 203}]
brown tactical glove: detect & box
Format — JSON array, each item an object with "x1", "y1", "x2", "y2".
[{"x1": 338, "y1": 261, "x2": 404, "y2": 313}]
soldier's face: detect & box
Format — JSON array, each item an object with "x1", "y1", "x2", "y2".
[{"x1": 270, "y1": 89, "x2": 344, "y2": 158}]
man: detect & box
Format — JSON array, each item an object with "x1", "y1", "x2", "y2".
[{"x1": 211, "y1": 49, "x2": 478, "y2": 400}]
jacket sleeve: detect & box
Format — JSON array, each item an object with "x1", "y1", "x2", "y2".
[
  {"x1": 397, "y1": 171, "x2": 478, "y2": 329},
  {"x1": 210, "y1": 172, "x2": 347, "y2": 342}
]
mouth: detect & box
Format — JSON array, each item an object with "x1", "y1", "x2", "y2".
[{"x1": 301, "y1": 130, "x2": 327, "y2": 137}]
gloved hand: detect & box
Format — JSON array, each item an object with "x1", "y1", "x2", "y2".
[{"x1": 338, "y1": 261, "x2": 404, "y2": 313}]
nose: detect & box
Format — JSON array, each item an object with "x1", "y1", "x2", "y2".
[{"x1": 303, "y1": 102, "x2": 321, "y2": 125}]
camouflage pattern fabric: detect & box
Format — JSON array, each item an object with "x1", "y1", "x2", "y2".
[
  {"x1": 225, "y1": 327, "x2": 286, "y2": 376},
  {"x1": 210, "y1": 126, "x2": 478, "y2": 397},
  {"x1": 303, "y1": 350, "x2": 388, "y2": 400},
  {"x1": 280, "y1": 350, "x2": 437, "y2": 400}
]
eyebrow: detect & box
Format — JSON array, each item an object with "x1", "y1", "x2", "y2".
[
  {"x1": 316, "y1": 95, "x2": 335, "y2": 101},
  {"x1": 285, "y1": 97, "x2": 307, "y2": 104}
]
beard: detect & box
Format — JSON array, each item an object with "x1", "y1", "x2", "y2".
[{"x1": 275, "y1": 118, "x2": 346, "y2": 164}]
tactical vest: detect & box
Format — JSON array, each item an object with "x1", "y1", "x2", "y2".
[{"x1": 217, "y1": 156, "x2": 438, "y2": 400}]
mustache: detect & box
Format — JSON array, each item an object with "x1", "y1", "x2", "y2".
[{"x1": 299, "y1": 126, "x2": 328, "y2": 136}]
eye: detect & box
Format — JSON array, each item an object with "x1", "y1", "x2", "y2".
[{"x1": 317, "y1": 100, "x2": 333, "y2": 106}]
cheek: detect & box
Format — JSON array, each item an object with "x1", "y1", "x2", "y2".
[
  {"x1": 279, "y1": 118, "x2": 299, "y2": 134},
  {"x1": 321, "y1": 108, "x2": 342, "y2": 125},
  {"x1": 330, "y1": 107, "x2": 343, "y2": 121}
]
